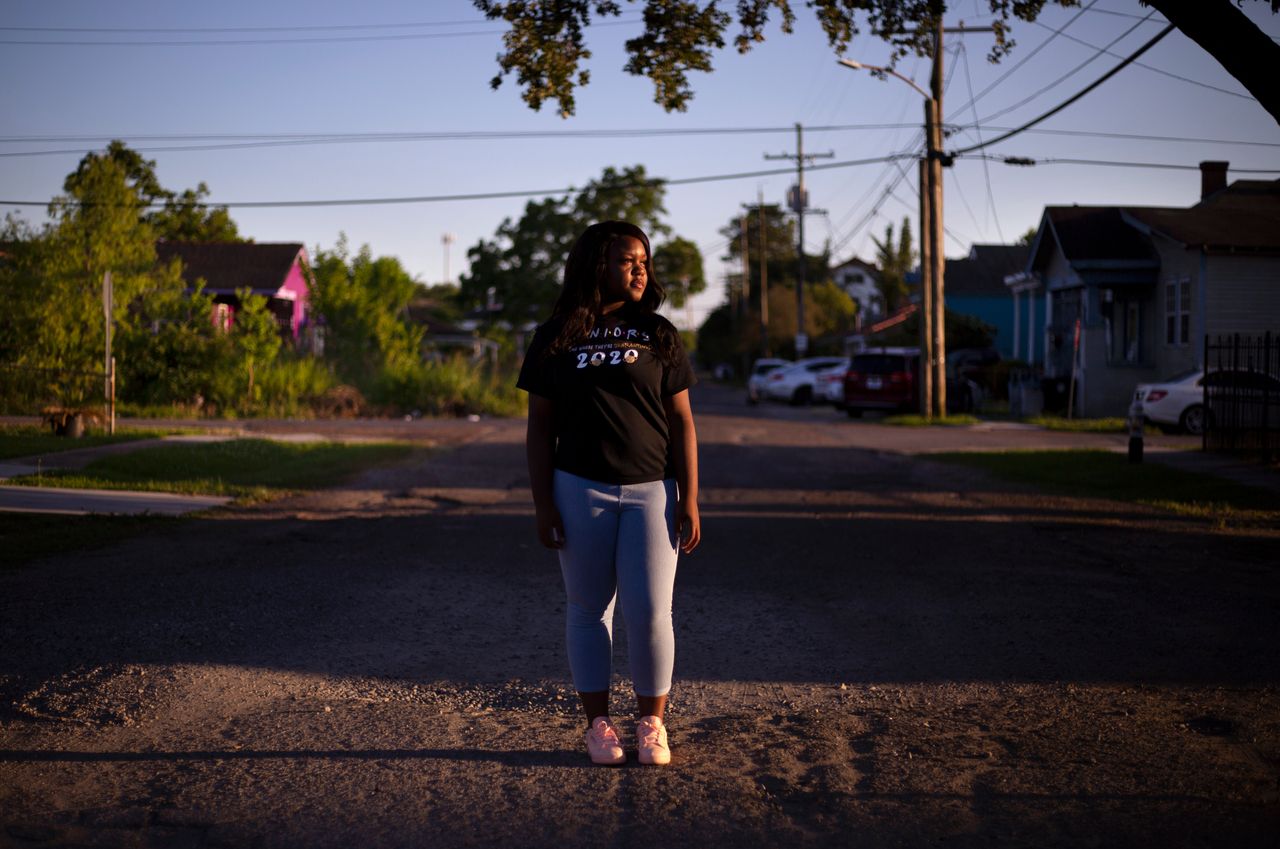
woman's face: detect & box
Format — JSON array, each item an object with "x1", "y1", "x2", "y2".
[{"x1": 601, "y1": 235, "x2": 648, "y2": 307}]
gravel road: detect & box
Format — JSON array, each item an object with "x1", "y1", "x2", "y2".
[{"x1": 2, "y1": 383, "x2": 1278, "y2": 848}]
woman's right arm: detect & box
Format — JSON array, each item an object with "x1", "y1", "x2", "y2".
[{"x1": 526, "y1": 393, "x2": 565, "y2": 549}]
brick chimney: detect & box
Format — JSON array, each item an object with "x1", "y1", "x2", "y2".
[{"x1": 1200, "y1": 160, "x2": 1228, "y2": 200}]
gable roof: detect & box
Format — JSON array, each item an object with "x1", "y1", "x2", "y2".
[
  {"x1": 946, "y1": 244, "x2": 1030, "y2": 296},
  {"x1": 1032, "y1": 206, "x2": 1161, "y2": 270},
  {"x1": 1123, "y1": 179, "x2": 1280, "y2": 253},
  {"x1": 156, "y1": 242, "x2": 306, "y2": 294},
  {"x1": 833, "y1": 256, "x2": 879, "y2": 276}
]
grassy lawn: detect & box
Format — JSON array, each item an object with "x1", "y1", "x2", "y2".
[
  {"x1": 2, "y1": 438, "x2": 417, "y2": 567},
  {"x1": 1024, "y1": 415, "x2": 1148, "y2": 434},
  {"x1": 0, "y1": 424, "x2": 157, "y2": 460},
  {"x1": 929, "y1": 449, "x2": 1279, "y2": 524},
  {"x1": 6, "y1": 438, "x2": 415, "y2": 501},
  {"x1": 882, "y1": 414, "x2": 981, "y2": 427}
]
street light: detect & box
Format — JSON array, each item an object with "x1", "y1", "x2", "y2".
[
  {"x1": 836, "y1": 59, "x2": 929, "y2": 99},
  {"x1": 838, "y1": 55, "x2": 944, "y2": 417}
]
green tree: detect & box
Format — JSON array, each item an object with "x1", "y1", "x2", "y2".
[
  {"x1": 309, "y1": 237, "x2": 424, "y2": 388},
  {"x1": 458, "y1": 164, "x2": 672, "y2": 323},
  {"x1": 871, "y1": 217, "x2": 915, "y2": 314},
  {"x1": 652, "y1": 236, "x2": 706, "y2": 308},
  {"x1": 150, "y1": 183, "x2": 242, "y2": 243},
  {"x1": 474, "y1": 1, "x2": 1280, "y2": 126}
]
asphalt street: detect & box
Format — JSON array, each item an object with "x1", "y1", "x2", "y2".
[{"x1": 1, "y1": 382, "x2": 1277, "y2": 848}]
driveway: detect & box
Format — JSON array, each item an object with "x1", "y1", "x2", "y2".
[{"x1": 1, "y1": 384, "x2": 1277, "y2": 848}]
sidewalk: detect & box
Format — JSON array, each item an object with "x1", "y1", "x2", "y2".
[{"x1": 0, "y1": 435, "x2": 239, "y2": 516}]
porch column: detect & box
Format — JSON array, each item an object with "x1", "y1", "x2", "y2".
[{"x1": 1011, "y1": 289, "x2": 1021, "y2": 360}]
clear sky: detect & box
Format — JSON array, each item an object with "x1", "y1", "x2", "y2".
[{"x1": 2, "y1": 0, "x2": 1277, "y2": 329}]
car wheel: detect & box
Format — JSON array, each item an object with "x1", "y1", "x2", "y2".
[
  {"x1": 790, "y1": 386, "x2": 812, "y2": 406},
  {"x1": 746, "y1": 393, "x2": 759, "y2": 406},
  {"x1": 846, "y1": 407, "x2": 863, "y2": 418},
  {"x1": 1180, "y1": 404, "x2": 1209, "y2": 435}
]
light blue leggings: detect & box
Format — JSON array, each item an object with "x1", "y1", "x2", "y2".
[{"x1": 552, "y1": 469, "x2": 680, "y2": 697}]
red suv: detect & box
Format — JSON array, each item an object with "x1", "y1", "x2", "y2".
[{"x1": 843, "y1": 348, "x2": 920, "y2": 417}]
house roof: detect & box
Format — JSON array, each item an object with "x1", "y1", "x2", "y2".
[
  {"x1": 946, "y1": 244, "x2": 1030, "y2": 296},
  {"x1": 156, "y1": 242, "x2": 306, "y2": 294},
  {"x1": 1123, "y1": 179, "x2": 1280, "y2": 252},
  {"x1": 1032, "y1": 206, "x2": 1160, "y2": 271},
  {"x1": 833, "y1": 256, "x2": 878, "y2": 275}
]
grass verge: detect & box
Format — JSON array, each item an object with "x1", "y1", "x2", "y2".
[
  {"x1": 882, "y1": 414, "x2": 981, "y2": 427},
  {"x1": 0, "y1": 424, "x2": 157, "y2": 461},
  {"x1": 1024, "y1": 415, "x2": 1154, "y2": 434},
  {"x1": 929, "y1": 449, "x2": 1278, "y2": 525},
  {"x1": 7, "y1": 438, "x2": 415, "y2": 501}
]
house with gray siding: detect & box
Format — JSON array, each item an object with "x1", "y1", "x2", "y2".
[{"x1": 1021, "y1": 163, "x2": 1280, "y2": 417}]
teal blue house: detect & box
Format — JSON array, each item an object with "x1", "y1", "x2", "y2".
[{"x1": 942, "y1": 244, "x2": 1031, "y2": 360}]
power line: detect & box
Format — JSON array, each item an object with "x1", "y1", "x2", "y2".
[
  {"x1": 0, "y1": 18, "x2": 506, "y2": 33},
  {"x1": 0, "y1": 152, "x2": 922, "y2": 209},
  {"x1": 960, "y1": 154, "x2": 1280, "y2": 173},
  {"x1": 958, "y1": 41, "x2": 1005, "y2": 242},
  {"x1": 1029, "y1": 19, "x2": 1254, "y2": 100},
  {"x1": 1, "y1": 124, "x2": 1273, "y2": 161},
  {"x1": 976, "y1": 10, "x2": 1155, "y2": 125},
  {"x1": 951, "y1": 24, "x2": 1177, "y2": 157},
  {"x1": 946, "y1": 0, "x2": 1098, "y2": 120},
  {"x1": 0, "y1": 18, "x2": 634, "y2": 47}
]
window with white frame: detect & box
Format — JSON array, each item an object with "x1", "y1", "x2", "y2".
[{"x1": 1165, "y1": 277, "x2": 1190, "y2": 345}]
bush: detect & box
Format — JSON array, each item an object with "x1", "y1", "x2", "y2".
[{"x1": 371, "y1": 357, "x2": 525, "y2": 417}]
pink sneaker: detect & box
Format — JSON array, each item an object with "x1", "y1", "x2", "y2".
[
  {"x1": 636, "y1": 715, "x2": 670, "y2": 765},
  {"x1": 585, "y1": 716, "x2": 625, "y2": 765}
]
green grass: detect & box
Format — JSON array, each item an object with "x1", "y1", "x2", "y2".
[
  {"x1": 1024, "y1": 415, "x2": 1144, "y2": 434},
  {"x1": 0, "y1": 513, "x2": 178, "y2": 569},
  {"x1": 882, "y1": 414, "x2": 981, "y2": 427},
  {"x1": 0, "y1": 424, "x2": 157, "y2": 460},
  {"x1": 929, "y1": 449, "x2": 1279, "y2": 523},
  {"x1": 7, "y1": 438, "x2": 415, "y2": 501}
]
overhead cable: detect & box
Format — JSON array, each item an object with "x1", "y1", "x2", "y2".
[{"x1": 950, "y1": 23, "x2": 1177, "y2": 156}]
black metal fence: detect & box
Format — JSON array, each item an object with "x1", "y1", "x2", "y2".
[{"x1": 1203, "y1": 332, "x2": 1279, "y2": 461}]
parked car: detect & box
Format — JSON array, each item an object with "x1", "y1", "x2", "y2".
[
  {"x1": 746, "y1": 358, "x2": 791, "y2": 404},
  {"x1": 843, "y1": 348, "x2": 919, "y2": 416},
  {"x1": 762, "y1": 357, "x2": 849, "y2": 405},
  {"x1": 843, "y1": 347, "x2": 982, "y2": 417},
  {"x1": 1131, "y1": 368, "x2": 1280, "y2": 435},
  {"x1": 814, "y1": 359, "x2": 852, "y2": 406}
]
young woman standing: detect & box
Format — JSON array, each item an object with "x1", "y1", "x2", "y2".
[{"x1": 518, "y1": 220, "x2": 700, "y2": 766}]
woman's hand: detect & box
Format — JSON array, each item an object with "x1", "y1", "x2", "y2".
[
  {"x1": 536, "y1": 505, "x2": 566, "y2": 550},
  {"x1": 677, "y1": 499, "x2": 700, "y2": 554}
]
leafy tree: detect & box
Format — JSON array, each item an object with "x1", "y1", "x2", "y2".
[
  {"x1": 66, "y1": 140, "x2": 242, "y2": 242},
  {"x1": 870, "y1": 217, "x2": 915, "y2": 313},
  {"x1": 458, "y1": 164, "x2": 672, "y2": 323},
  {"x1": 652, "y1": 236, "x2": 706, "y2": 308},
  {"x1": 474, "y1": 1, "x2": 1280, "y2": 126},
  {"x1": 309, "y1": 237, "x2": 424, "y2": 388},
  {"x1": 150, "y1": 183, "x2": 242, "y2": 243},
  {"x1": 720, "y1": 204, "x2": 830, "y2": 308}
]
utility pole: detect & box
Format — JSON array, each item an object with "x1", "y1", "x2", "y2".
[
  {"x1": 758, "y1": 188, "x2": 770, "y2": 358},
  {"x1": 739, "y1": 213, "x2": 751, "y2": 376},
  {"x1": 442, "y1": 232, "x2": 456, "y2": 285},
  {"x1": 766, "y1": 123, "x2": 832, "y2": 358},
  {"x1": 927, "y1": 18, "x2": 947, "y2": 418}
]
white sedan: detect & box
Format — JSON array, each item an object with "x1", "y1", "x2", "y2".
[
  {"x1": 1132, "y1": 369, "x2": 1206, "y2": 434},
  {"x1": 746, "y1": 358, "x2": 791, "y2": 404},
  {"x1": 762, "y1": 357, "x2": 849, "y2": 405},
  {"x1": 1131, "y1": 368, "x2": 1280, "y2": 435},
  {"x1": 813, "y1": 359, "x2": 852, "y2": 406}
]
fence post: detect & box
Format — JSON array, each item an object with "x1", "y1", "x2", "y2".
[
  {"x1": 109, "y1": 356, "x2": 116, "y2": 436},
  {"x1": 1265, "y1": 331, "x2": 1273, "y2": 464},
  {"x1": 1202, "y1": 333, "x2": 1208, "y2": 453}
]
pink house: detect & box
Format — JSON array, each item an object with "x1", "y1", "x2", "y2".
[{"x1": 156, "y1": 242, "x2": 312, "y2": 341}]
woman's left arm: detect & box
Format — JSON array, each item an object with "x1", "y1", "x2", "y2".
[{"x1": 664, "y1": 389, "x2": 700, "y2": 554}]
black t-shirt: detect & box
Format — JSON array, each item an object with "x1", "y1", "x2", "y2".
[{"x1": 517, "y1": 305, "x2": 696, "y2": 484}]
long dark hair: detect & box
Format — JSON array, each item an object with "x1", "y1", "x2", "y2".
[{"x1": 543, "y1": 221, "x2": 681, "y2": 366}]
